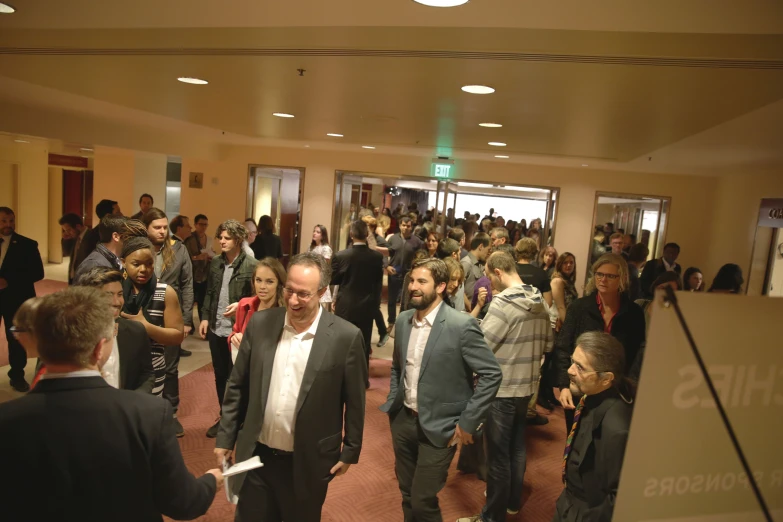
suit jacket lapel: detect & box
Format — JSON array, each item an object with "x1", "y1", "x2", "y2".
[
  {"x1": 418, "y1": 304, "x2": 447, "y2": 381},
  {"x1": 295, "y1": 311, "x2": 334, "y2": 420},
  {"x1": 259, "y1": 309, "x2": 286, "y2": 415}
]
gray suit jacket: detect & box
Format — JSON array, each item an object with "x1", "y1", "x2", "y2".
[
  {"x1": 157, "y1": 240, "x2": 194, "y2": 327},
  {"x1": 217, "y1": 307, "x2": 367, "y2": 504},
  {"x1": 380, "y1": 303, "x2": 502, "y2": 448}
]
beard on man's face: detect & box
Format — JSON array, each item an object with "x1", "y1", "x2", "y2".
[{"x1": 410, "y1": 288, "x2": 438, "y2": 311}]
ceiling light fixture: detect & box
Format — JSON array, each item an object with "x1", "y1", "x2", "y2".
[
  {"x1": 488, "y1": 142, "x2": 507, "y2": 147},
  {"x1": 14, "y1": 139, "x2": 29, "y2": 143},
  {"x1": 495, "y1": 155, "x2": 509, "y2": 159},
  {"x1": 0, "y1": 3, "x2": 16, "y2": 14},
  {"x1": 581, "y1": 164, "x2": 589, "y2": 167},
  {"x1": 326, "y1": 133, "x2": 344, "y2": 137},
  {"x1": 272, "y1": 113, "x2": 295, "y2": 118},
  {"x1": 362, "y1": 146, "x2": 376, "y2": 149},
  {"x1": 461, "y1": 85, "x2": 495, "y2": 95},
  {"x1": 80, "y1": 147, "x2": 94, "y2": 152},
  {"x1": 413, "y1": 0, "x2": 469, "y2": 6},
  {"x1": 177, "y1": 77, "x2": 208, "y2": 85},
  {"x1": 479, "y1": 123, "x2": 502, "y2": 128}
]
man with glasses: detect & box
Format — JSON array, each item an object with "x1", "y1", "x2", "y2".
[
  {"x1": 199, "y1": 219, "x2": 257, "y2": 438},
  {"x1": 553, "y1": 331, "x2": 635, "y2": 522},
  {"x1": 215, "y1": 252, "x2": 366, "y2": 522}
]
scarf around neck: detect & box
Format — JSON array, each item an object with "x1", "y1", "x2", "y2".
[{"x1": 122, "y1": 271, "x2": 159, "y2": 319}]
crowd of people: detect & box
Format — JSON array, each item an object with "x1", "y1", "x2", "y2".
[{"x1": 0, "y1": 196, "x2": 748, "y2": 522}]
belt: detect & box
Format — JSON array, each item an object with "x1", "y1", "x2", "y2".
[
  {"x1": 257, "y1": 443, "x2": 294, "y2": 457},
  {"x1": 404, "y1": 406, "x2": 419, "y2": 418}
]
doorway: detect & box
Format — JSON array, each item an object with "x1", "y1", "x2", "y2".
[
  {"x1": 746, "y1": 198, "x2": 783, "y2": 297},
  {"x1": 246, "y1": 165, "x2": 304, "y2": 265},
  {"x1": 333, "y1": 171, "x2": 559, "y2": 250}
]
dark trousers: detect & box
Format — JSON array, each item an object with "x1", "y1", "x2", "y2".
[
  {"x1": 482, "y1": 396, "x2": 531, "y2": 522},
  {"x1": 163, "y1": 344, "x2": 181, "y2": 413},
  {"x1": 1, "y1": 298, "x2": 27, "y2": 380},
  {"x1": 391, "y1": 407, "x2": 457, "y2": 522},
  {"x1": 388, "y1": 274, "x2": 404, "y2": 325},
  {"x1": 208, "y1": 330, "x2": 233, "y2": 411},
  {"x1": 235, "y1": 443, "x2": 323, "y2": 522},
  {"x1": 374, "y1": 307, "x2": 388, "y2": 339},
  {"x1": 193, "y1": 281, "x2": 207, "y2": 322}
]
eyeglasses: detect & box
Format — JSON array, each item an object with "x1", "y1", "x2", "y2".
[
  {"x1": 283, "y1": 287, "x2": 316, "y2": 301},
  {"x1": 570, "y1": 357, "x2": 603, "y2": 376},
  {"x1": 9, "y1": 325, "x2": 27, "y2": 334},
  {"x1": 594, "y1": 271, "x2": 620, "y2": 281}
]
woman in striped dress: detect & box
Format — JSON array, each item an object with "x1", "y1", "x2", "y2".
[{"x1": 120, "y1": 237, "x2": 184, "y2": 396}]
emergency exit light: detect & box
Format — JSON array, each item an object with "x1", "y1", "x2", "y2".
[{"x1": 431, "y1": 158, "x2": 455, "y2": 179}]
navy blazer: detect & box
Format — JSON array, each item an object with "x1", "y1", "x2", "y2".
[{"x1": 380, "y1": 303, "x2": 502, "y2": 447}]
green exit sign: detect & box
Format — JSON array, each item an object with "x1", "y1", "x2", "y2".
[{"x1": 431, "y1": 162, "x2": 454, "y2": 179}]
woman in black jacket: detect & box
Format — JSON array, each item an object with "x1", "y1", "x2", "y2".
[{"x1": 555, "y1": 253, "x2": 645, "y2": 432}]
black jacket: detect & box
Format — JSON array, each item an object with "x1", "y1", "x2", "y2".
[
  {"x1": 217, "y1": 308, "x2": 367, "y2": 509},
  {"x1": 555, "y1": 293, "x2": 646, "y2": 388},
  {"x1": 639, "y1": 258, "x2": 681, "y2": 299},
  {"x1": 202, "y1": 251, "x2": 257, "y2": 330},
  {"x1": 0, "y1": 232, "x2": 44, "y2": 307},
  {"x1": 117, "y1": 317, "x2": 155, "y2": 393},
  {"x1": 0, "y1": 376, "x2": 216, "y2": 522},
  {"x1": 555, "y1": 388, "x2": 633, "y2": 522},
  {"x1": 74, "y1": 225, "x2": 100, "y2": 274},
  {"x1": 331, "y1": 244, "x2": 384, "y2": 321}
]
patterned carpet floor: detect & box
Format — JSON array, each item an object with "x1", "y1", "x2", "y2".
[{"x1": 169, "y1": 358, "x2": 566, "y2": 522}]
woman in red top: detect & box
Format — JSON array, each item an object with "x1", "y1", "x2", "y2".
[{"x1": 228, "y1": 257, "x2": 287, "y2": 361}]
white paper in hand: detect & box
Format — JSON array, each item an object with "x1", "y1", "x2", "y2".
[{"x1": 222, "y1": 456, "x2": 263, "y2": 504}]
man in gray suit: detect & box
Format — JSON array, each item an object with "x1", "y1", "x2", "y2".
[
  {"x1": 381, "y1": 258, "x2": 502, "y2": 522},
  {"x1": 215, "y1": 252, "x2": 367, "y2": 522}
]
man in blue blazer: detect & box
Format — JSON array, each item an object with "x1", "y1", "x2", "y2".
[{"x1": 381, "y1": 258, "x2": 502, "y2": 522}]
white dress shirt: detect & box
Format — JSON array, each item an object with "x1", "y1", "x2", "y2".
[
  {"x1": 258, "y1": 306, "x2": 323, "y2": 451},
  {"x1": 663, "y1": 258, "x2": 679, "y2": 272},
  {"x1": 0, "y1": 234, "x2": 11, "y2": 270},
  {"x1": 102, "y1": 336, "x2": 121, "y2": 389},
  {"x1": 404, "y1": 301, "x2": 443, "y2": 411}
]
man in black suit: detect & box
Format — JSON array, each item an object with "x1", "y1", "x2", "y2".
[
  {"x1": 75, "y1": 267, "x2": 155, "y2": 393},
  {"x1": 639, "y1": 242, "x2": 682, "y2": 298},
  {"x1": 554, "y1": 331, "x2": 634, "y2": 522},
  {"x1": 0, "y1": 206, "x2": 44, "y2": 392},
  {"x1": 0, "y1": 286, "x2": 222, "y2": 521},
  {"x1": 216, "y1": 252, "x2": 367, "y2": 522},
  {"x1": 331, "y1": 219, "x2": 383, "y2": 383},
  {"x1": 73, "y1": 198, "x2": 122, "y2": 272}
]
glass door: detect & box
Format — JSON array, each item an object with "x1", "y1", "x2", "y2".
[
  {"x1": 333, "y1": 174, "x2": 363, "y2": 251},
  {"x1": 434, "y1": 181, "x2": 458, "y2": 234}
]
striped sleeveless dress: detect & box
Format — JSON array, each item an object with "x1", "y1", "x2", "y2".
[{"x1": 145, "y1": 282, "x2": 168, "y2": 396}]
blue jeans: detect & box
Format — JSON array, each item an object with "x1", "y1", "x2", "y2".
[{"x1": 482, "y1": 396, "x2": 531, "y2": 522}]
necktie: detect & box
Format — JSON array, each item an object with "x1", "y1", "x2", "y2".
[{"x1": 562, "y1": 394, "x2": 587, "y2": 484}]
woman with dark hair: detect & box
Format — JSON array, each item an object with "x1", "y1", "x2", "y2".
[
  {"x1": 443, "y1": 257, "x2": 466, "y2": 310},
  {"x1": 120, "y1": 237, "x2": 184, "y2": 396},
  {"x1": 425, "y1": 231, "x2": 439, "y2": 257},
  {"x1": 250, "y1": 214, "x2": 283, "y2": 261},
  {"x1": 228, "y1": 257, "x2": 287, "y2": 362},
  {"x1": 683, "y1": 266, "x2": 705, "y2": 292},
  {"x1": 550, "y1": 252, "x2": 577, "y2": 332},
  {"x1": 709, "y1": 263, "x2": 744, "y2": 294},
  {"x1": 536, "y1": 245, "x2": 558, "y2": 278},
  {"x1": 555, "y1": 253, "x2": 645, "y2": 432},
  {"x1": 310, "y1": 224, "x2": 333, "y2": 312}
]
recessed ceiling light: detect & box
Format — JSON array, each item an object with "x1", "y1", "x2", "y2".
[
  {"x1": 462, "y1": 85, "x2": 495, "y2": 95},
  {"x1": 413, "y1": 0, "x2": 469, "y2": 6},
  {"x1": 479, "y1": 123, "x2": 503, "y2": 128},
  {"x1": 581, "y1": 164, "x2": 589, "y2": 167},
  {"x1": 0, "y1": 3, "x2": 16, "y2": 14},
  {"x1": 14, "y1": 139, "x2": 29, "y2": 143},
  {"x1": 488, "y1": 142, "x2": 507, "y2": 147},
  {"x1": 273, "y1": 113, "x2": 295, "y2": 118},
  {"x1": 80, "y1": 147, "x2": 94, "y2": 152},
  {"x1": 362, "y1": 146, "x2": 376, "y2": 149},
  {"x1": 304, "y1": 145, "x2": 310, "y2": 148},
  {"x1": 177, "y1": 77, "x2": 208, "y2": 85},
  {"x1": 327, "y1": 133, "x2": 344, "y2": 137},
  {"x1": 495, "y1": 155, "x2": 509, "y2": 159}
]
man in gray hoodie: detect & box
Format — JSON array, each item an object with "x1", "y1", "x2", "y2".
[{"x1": 458, "y1": 251, "x2": 553, "y2": 522}]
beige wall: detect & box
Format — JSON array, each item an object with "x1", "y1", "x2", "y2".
[
  {"x1": 133, "y1": 153, "x2": 167, "y2": 215},
  {"x1": 93, "y1": 147, "x2": 135, "y2": 224},
  {"x1": 47, "y1": 167, "x2": 63, "y2": 264},
  {"x1": 0, "y1": 142, "x2": 50, "y2": 261}
]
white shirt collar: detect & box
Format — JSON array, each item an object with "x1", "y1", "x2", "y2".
[
  {"x1": 662, "y1": 258, "x2": 678, "y2": 271},
  {"x1": 413, "y1": 301, "x2": 443, "y2": 327},
  {"x1": 284, "y1": 305, "x2": 323, "y2": 337},
  {"x1": 39, "y1": 369, "x2": 102, "y2": 380}
]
